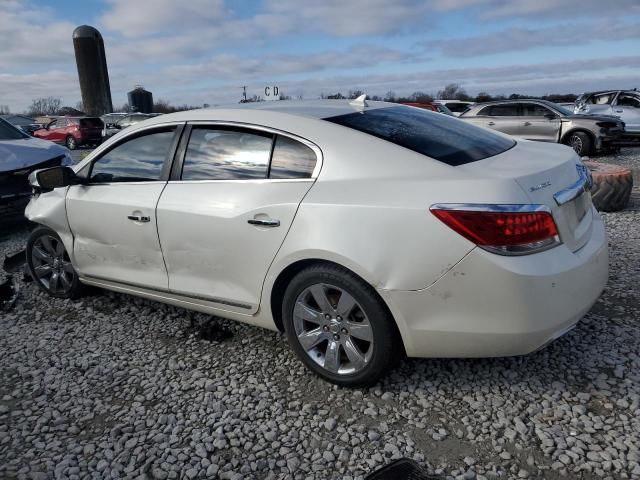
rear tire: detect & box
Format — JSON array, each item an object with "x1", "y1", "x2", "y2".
[
  {"x1": 26, "y1": 226, "x2": 84, "y2": 299},
  {"x1": 282, "y1": 264, "x2": 400, "y2": 387},
  {"x1": 584, "y1": 161, "x2": 633, "y2": 212},
  {"x1": 65, "y1": 136, "x2": 77, "y2": 150},
  {"x1": 565, "y1": 132, "x2": 592, "y2": 156}
]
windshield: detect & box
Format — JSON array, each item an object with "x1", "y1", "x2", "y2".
[
  {"x1": 0, "y1": 118, "x2": 29, "y2": 140},
  {"x1": 325, "y1": 106, "x2": 515, "y2": 166}
]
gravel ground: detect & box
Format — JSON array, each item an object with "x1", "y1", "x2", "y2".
[{"x1": 1, "y1": 149, "x2": 639, "y2": 480}]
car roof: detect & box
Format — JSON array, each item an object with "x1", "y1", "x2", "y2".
[{"x1": 138, "y1": 99, "x2": 395, "y2": 126}]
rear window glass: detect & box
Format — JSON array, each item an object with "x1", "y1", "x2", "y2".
[
  {"x1": 80, "y1": 118, "x2": 103, "y2": 127},
  {"x1": 325, "y1": 106, "x2": 515, "y2": 166}
]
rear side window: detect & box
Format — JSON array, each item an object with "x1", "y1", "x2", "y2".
[
  {"x1": 269, "y1": 136, "x2": 317, "y2": 179},
  {"x1": 523, "y1": 104, "x2": 552, "y2": 116},
  {"x1": 181, "y1": 127, "x2": 272, "y2": 180},
  {"x1": 325, "y1": 106, "x2": 515, "y2": 166},
  {"x1": 80, "y1": 118, "x2": 103, "y2": 128},
  {"x1": 482, "y1": 104, "x2": 521, "y2": 116}
]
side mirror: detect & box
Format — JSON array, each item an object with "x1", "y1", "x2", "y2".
[{"x1": 29, "y1": 166, "x2": 80, "y2": 190}]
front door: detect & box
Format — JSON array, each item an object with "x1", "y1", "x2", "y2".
[
  {"x1": 156, "y1": 125, "x2": 319, "y2": 313},
  {"x1": 614, "y1": 92, "x2": 640, "y2": 133},
  {"x1": 66, "y1": 126, "x2": 180, "y2": 289},
  {"x1": 520, "y1": 103, "x2": 561, "y2": 142}
]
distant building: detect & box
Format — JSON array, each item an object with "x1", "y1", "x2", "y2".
[{"x1": 128, "y1": 86, "x2": 153, "y2": 113}]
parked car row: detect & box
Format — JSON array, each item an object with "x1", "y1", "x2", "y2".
[
  {"x1": 460, "y1": 99, "x2": 625, "y2": 156},
  {"x1": 101, "y1": 113, "x2": 158, "y2": 140}
]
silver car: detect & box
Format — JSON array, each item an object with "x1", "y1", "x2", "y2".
[
  {"x1": 460, "y1": 99, "x2": 625, "y2": 156},
  {"x1": 575, "y1": 90, "x2": 640, "y2": 134}
]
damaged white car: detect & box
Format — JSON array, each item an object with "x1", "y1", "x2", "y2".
[{"x1": 24, "y1": 99, "x2": 608, "y2": 386}]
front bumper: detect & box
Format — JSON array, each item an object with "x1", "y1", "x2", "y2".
[{"x1": 379, "y1": 211, "x2": 608, "y2": 358}]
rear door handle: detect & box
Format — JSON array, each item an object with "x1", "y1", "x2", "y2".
[
  {"x1": 127, "y1": 215, "x2": 150, "y2": 222},
  {"x1": 523, "y1": 121, "x2": 532, "y2": 126},
  {"x1": 248, "y1": 218, "x2": 280, "y2": 227},
  {"x1": 487, "y1": 121, "x2": 495, "y2": 126}
]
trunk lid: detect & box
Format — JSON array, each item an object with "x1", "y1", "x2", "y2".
[{"x1": 459, "y1": 140, "x2": 593, "y2": 252}]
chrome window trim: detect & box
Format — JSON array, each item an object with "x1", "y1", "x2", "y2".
[
  {"x1": 553, "y1": 165, "x2": 590, "y2": 206},
  {"x1": 186, "y1": 120, "x2": 324, "y2": 179},
  {"x1": 429, "y1": 203, "x2": 552, "y2": 214},
  {"x1": 167, "y1": 178, "x2": 315, "y2": 185}
]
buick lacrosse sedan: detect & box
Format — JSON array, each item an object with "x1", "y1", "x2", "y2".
[{"x1": 25, "y1": 99, "x2": 608, "y2": 386}]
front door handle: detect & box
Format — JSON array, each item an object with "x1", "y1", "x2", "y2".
[
  {"x1": 523, "y1": 121, "x2": 532, "y2": 126},
  {"x1": 487, "y1": 121, "x2": 495, "y2": 126},
  {"x1": 248, "y1": 218, "x2": 280, "y2": 227},
  {"x1": 127, "y1": 215, "x2": 150, "y2": 222}
]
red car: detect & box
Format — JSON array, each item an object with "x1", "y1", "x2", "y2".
[
  {"x1": 401, "y1": 102, "x2": 454, "y2": 115},
  {"x1": 34, "y1": 117, "x2": 103, "y2": 150}
]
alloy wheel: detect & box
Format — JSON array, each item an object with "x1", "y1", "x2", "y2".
[
  {"x1": 30, "y1": 235, "x2": 76, "y2": 295},
  {"x1": 570, "y1": 135, "x2": 583, "y2": 154},
  {"x1": 293, "y1": 283, "x2": 374, "y2": 375}
]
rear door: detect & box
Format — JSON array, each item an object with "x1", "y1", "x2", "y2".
[
  {"x1": 613, "y1": 92, "x2": 640, "y2": 133},
  {"x1": 520, "y1": 103, "x2": 561, "y2": 142},
  {"x1": 66, "y1": 124, "x2": 182, "y2": 288},
  {"x1": 156, "y1": 124, "x2": 320, "y2": 313},
  {"x1": 483, "y1": 104, "x2": 523, "y2": 136}
]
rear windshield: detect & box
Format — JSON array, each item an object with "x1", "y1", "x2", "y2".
[
  {"x1": 80, "y1": 118, "x2": 103, "y2": 128},
  {"x1": 325, "y1": 106, "x2": 515, "y2": 166}
]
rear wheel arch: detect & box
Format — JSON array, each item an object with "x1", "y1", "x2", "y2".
[{"x1": 269, "y1": 259, "x2": 402, "y2": 348}]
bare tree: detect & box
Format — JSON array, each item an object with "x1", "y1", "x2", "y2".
[
  {"x1": 326, "y1": 93, "x2": 346, "y2": 100},
  {"x1": 26, "y1": 97, "x2": 62, "y2": 116},
  {"x1": 410, "y1": 91, "x2": 434, "y2": 103},
  {"x1": 348, "y1": 89, "x2": 364, "y2": 99},
  {"x1": 437, "y1": 84, "x2": 470, "y2": 101},
  {"x1": 383, "y1": 90, "x2": 396, "y2": 102}
]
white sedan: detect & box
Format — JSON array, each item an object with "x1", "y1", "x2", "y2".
[{"x1": 24, "y1": 99, "x2": 608, "y2": 386}]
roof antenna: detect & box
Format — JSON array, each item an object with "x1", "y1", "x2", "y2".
[{"x1": 349, "y1": 94, "x2": 368, "y2": 111}]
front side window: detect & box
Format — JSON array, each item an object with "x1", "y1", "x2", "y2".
[
  {"x1": 181, "y1": 128, "x2": 272, "y2": 180},
  {"x1": 90, "y1": 129, "x2": 175, "y2": 183},
  {"x1": 269, "y1": 136, "x2": 317, "y2": 179},
  {"x1": 522, "y1": 104, "x2": 553, "y2": 117},
  {"x1": 617, "y1": 94, "x2": 640, "y2": 108},
  {"x1": 325, "y1": 106, "x2": 515, "y2": 166}
]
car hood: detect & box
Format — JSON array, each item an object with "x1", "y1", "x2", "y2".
[
  {"x1": 565, "y1": 113, "x2": 621, "y2": 122},
  {"x1": 0, "y1": 137, "x2": 69, "y2": 172}
]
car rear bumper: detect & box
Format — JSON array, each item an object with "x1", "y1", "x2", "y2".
[{"x1": 379, "y1": 210, "x2": 608, "y2": 358}]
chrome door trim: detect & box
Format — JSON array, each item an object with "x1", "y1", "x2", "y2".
[{"x1": 80, "y1": 273, "x2": 253, "y2": 310}]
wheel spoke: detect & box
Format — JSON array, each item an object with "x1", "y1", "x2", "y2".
[
  {"x1": 344, "y1": 338, "x2": 366, "y2": 370},
  {"x1": 297, "y1": 328, "x2": 326, "y2": 351},
  {"x1": 33, "y1": 246, "x2": 52, "y2": 262},
  {"x1": 293, "y1": 301, "x2": 322, "y2": 325},
  {"x1": 40, "y1": 236, "x2": 57, "y2": 256},
  {"x1": 34, "y1": 264, "x2": 52, "y2": 278},
  {"x1": 336, "y1": 291, "x2": 356, "y2": 317},
  {"x1": 50, "y1": 273, "x2": 60, "y2": 292},
  {"x1": 62, "y1": 262, "x2": 75, "y2": 275},
  {"x1": 54, "y1": 239, "x2": 65, "y2": 256},
  {"x1": 309, "y1": 284, "x2": 334, "y2": 313},
  {"x1": 323, "y1": 340, "x2": 340, "y2": 373},
  {"x1": 347, "y1": 320, "x2": 373, "y2": 342},
  {"x1": 59, "y1": 273, "x2": 72, "y2": 290}
]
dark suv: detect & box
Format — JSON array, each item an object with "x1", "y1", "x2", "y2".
[{"x1": 34, "y1": 117, "x2": 103, "y2": 150}]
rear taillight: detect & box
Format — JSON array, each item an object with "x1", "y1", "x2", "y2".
[{"x1": 430, "y1": 204, "x2": 561, "y2": 256}]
